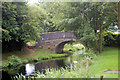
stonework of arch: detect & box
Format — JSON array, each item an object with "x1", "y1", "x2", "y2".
[{"x1": 36, "y1": 32, "x2": 76, "y2": 53}]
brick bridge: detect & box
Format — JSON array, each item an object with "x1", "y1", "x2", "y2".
[{"x1": 36, "y1": 32, "x2": 76, "y2": 53}]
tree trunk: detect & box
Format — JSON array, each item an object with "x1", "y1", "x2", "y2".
[
  {"x1": 118, "y1": 2, "x2": 120, "y2": 29},
  {"x1": 95, "y1": 6, "x2": 99, "y2": 52},
  {"x1": 82, "y1": 41, "x2": 87, "y2": 49},
  {"x1": 95, "y1": 30, "x2": 98, "y2": 51},
  {"x1": 86, "y1": 58, "x2": 89, "y2": 72},
  {"x1": 99, "y1": 24, "x2": 102, "y2": 53},
  {"x1": 95, "y1": 40, "x2": 98, "y2": 51}
]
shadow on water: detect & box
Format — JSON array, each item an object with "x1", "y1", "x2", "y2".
[{"x1": 1, "y1": 71, "x2": 11, "y2": 80}]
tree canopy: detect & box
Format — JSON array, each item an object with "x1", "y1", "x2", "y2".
[
  {"x1": 2, "y1": 2, "x2": 119, "y2": 52},
  {"x1": 36, "y1": 2, "x2": 118, "y2": 52}
]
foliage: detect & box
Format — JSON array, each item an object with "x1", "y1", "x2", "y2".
[
  {"x1": 37, "y1": 2, "x2": 118, "y2": 52},
  {"x1": 80, "y1": 23, "x2": 99, "y2": 49},
  {"x1": 27, "y1": 5, "x2": 47, "y2": 33},
  {"x1": 2, "y1": 2, "x2": 118, "y2": 52},
  {"x1": 63, "y1": 42, "x2": 85, "y2": 53},
  {"x1": 12, "y1": 73, "x2": 26, "y2": 80},
  {"x1": 2, "y1": 2, "x2": 26, "y2": 42},
  {"x1": 8, "y1": 55, "x2": 21, "y2": 67},
  {"x1": 103, "y1": 30, "x2": 120, "y2": 47},
  {"x1": 13, "y1": 67, "x2": 94, "y2": 79},
  {"x1": 2, "y1": 2, "x2": 40, "y2": 51},
  {"x1": 63, "y1": 42, "x2": 95, "y2": 71}
]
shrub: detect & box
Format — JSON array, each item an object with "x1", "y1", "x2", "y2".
[
  {"x1": 8, "y1": 55, "x2": 21, "y2": 67},
  {"x1": 103, "y1": 30, "x2": 120, "y2": 47}
]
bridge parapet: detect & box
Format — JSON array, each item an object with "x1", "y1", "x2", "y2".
[{"x1": 40, "y1": 32, "x2": 76, "y2": 41}]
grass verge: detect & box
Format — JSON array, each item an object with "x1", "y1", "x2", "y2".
[
  {"x1": 89, "y1": 47, "x2": 119, "y2": 78},
  {"x1": 1, "y1": 48, "x2": 66, "y2": 68}
]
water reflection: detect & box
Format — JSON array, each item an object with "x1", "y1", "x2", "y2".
[
  {"x1": 64, "y1": 55, "x2": 73, "y2": 69},
  {"x1": 25, "y1": 64, "x2": 35, "y2": 76},
  {"x1": 18, "y1": 59, "x2": 65, "y2": 76},
  {"x1": 2, "y1": 56, "x2": 72, "y2": 78}
]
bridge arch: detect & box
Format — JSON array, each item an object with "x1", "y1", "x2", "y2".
[{"x1": 36, "y1": 32, "x2": 77, "y2": 53}]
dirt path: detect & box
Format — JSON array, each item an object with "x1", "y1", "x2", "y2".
[
  {"x1": 19, "y1": 47, "x2": 35, "y2": 58},
  {"x1": 2, "y1": 47, "x2": 35, "y2": 61}
]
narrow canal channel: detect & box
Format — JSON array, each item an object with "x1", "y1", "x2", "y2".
[{"x1": 2, "y1": 54, "x2": 73, "y2": 80}]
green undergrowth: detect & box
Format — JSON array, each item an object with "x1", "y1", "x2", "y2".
[
  {"x1": 35, "y1": 67, "x2": 94, "y2": 78},
  {"x1": 13, "y1": 66, "x2": 94, "y2": 79},
  {"x1": 63, "y1": 42, "x2": 85, "y2": 53}
]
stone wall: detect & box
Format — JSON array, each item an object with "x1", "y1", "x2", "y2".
[{"x1": 40, "y1": 32, "x2": 76, "y2": 41}]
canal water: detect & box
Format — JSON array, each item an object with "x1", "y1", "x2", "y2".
[
  {"x1": 1, "y1": 56, "x2": 72, "y2": 79},
  {"x1": 1, "y1": 44, "x2": 85, "y2": 79}
]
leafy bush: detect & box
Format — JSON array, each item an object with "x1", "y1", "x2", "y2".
[
  {"x1": 103, "y1": 30, "x2": 120, "y2": 47},
  {"x1": 63, "y1": 42, "x2": 85, "y2": 54},
  {"x1": 8, "y1": 55, "x2": 21, "y2": 67}
]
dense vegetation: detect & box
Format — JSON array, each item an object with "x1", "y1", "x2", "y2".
[
  {"x1": 1, "y1": 1, "x2": 119, "y2": 79},
  {"x1": 103, "y1": 31, "x2": 120, "y2": 47},
  {"x1": 13, "y1": 47, "x2": 118, "y2": 79},
  {"x1": 2, "y1": 2, "x2": 119, "y2": 53}
]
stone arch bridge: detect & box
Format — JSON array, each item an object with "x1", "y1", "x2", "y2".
[{"x1": 36, "y1": 32, "x2": 76, "y2": 53}]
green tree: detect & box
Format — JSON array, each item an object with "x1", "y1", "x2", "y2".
[
  {"x1": 2, "y1": 2, "x2": 40, "y2": 52},
  {"x1": 38, "y1": 2, "x2": 118, "y2": 53}
]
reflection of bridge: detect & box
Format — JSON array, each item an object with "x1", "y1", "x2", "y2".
[{"x1": 36, "y1": 32, "x2": 76, "y2": 53}]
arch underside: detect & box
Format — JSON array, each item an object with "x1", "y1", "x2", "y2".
[{"x1": 55, "y1": 40, "x2": 75, "y2": 54}]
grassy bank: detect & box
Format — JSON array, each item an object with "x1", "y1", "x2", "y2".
[
  {"x1": 2, "y1": 48, "x2": 66, "y2": 68},
  {"x1": 33, "y1": 47, "x2": 119, "y2": 78},
  {"x1": 2, "y1": 42, "x2": 84, "y2": 68},
  {"x1": 2, "y1": 42, "x2": 119, "y2": 78},
  {"x1": 89, "y1": 47, "x2": 119, "y2": 78}
]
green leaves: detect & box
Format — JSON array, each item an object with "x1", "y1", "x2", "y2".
[
  {"x1": 2, "y1": 2, "x2": 41, "y2": 43},
  {"x1": 81, "y1": 23, "x2": 98, "y2": 42},
  {"x1": 2, "y1": 2, "x2": 118, "y2": 51},
  {"x1": 8, "y1": 55, "x2": 21, "y2": 67}
]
